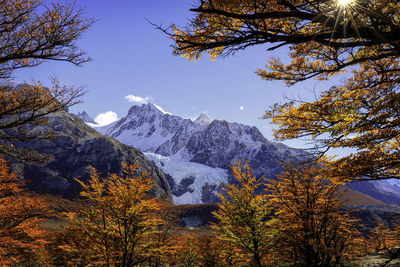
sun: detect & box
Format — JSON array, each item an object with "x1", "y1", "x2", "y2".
[{"x1": 337, "y1": 0, "x2": 354, "y2": 6}]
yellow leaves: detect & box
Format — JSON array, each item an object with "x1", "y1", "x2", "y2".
[
  {"x1": 365, "y1": 220, "x2": 400, "y2": 254},
  {"x1": 63, "y1": 164, "x2": 167, "y2": 265},
  {"x1": 0, "y1": 0, "x2": 93, "y2": 74},
  {"x1": 212, "y1": 161, "x2": 276, "y2": 265},
  {"x1": 170, "y1": 0, "x2": 398, "y2": 86},
  {"x1": 266, "y1": 162, "x2": 362, "y2": 264},
  {"x1": 265, "y1": 56, "x2": 400, "y2": 178}
]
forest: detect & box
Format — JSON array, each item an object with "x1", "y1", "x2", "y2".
[{"x1": 1, "y1": 0, "x2": 400, "y2": 266}]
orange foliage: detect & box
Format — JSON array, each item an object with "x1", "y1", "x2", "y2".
[
  {"x1": 267, "y1": 162, "x2": 364, "y2": 266},
  {"x1": 366, "y1": 220, "x2": 400, "y2": 254},
  {"x1": 169, "y1": 233, "x2": 227, "y2": 267},
  {"x1": 166, "y1": 0, "x2": 400, "y2": 183},
  {"x1": 0, "y1": 155, "x2": 50, "y2": 265}
]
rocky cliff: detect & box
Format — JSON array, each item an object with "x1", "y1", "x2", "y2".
[{"x1": 6, "y1": 111, "x2": 172, "y2": 201}]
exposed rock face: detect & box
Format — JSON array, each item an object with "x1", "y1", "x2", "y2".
[
  {"x1": 103, "y1": 104, "x2": 305, "y2": 174},
  {"x1": 105, "y1": 103, "x2": 206, "y2": 155},
  {"x1": 7, "y1": 111, "x2": 172, "y2": 201},
  {"x1": 172, "y1": 176, "x2": 195, "y2": 197},
  {"x1": 185, "y1": 120, "x2": 304, "y2": 178},
  {"x1": 346, "y1": 205, "x2": 400, "y2": 229}
]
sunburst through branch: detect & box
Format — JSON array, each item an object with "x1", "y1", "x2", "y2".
[{"x1": 337, "y1": 0, "x2": 354, "y2": 6}]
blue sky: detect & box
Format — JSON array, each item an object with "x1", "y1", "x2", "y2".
[{"x1": 14, "y1": 0, "x2": 340, "y2": 151}]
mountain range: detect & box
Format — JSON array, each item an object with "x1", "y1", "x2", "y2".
[
  {"x1": 78, "y1": 103, "x2": 400, "y2": 206},
  {"x1": 82, "y1": 103, "x2": 305, "y2": 203}
]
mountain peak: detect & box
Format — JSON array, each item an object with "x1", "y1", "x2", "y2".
[
  {"x1": 194, "y1": 112, "x2": 212, "y2": 125},
  {"x1": 127, "y1": 103, "x2": 172, "y2": 117},
  {"x1": 76, "y1": 111, "x2": 95, "y2": 124}
]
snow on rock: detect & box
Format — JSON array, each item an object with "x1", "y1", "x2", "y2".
[
  {"x1": 84, "y1": 102, "x2": 400, "y2": 206},
  {"x1": 84, "y1": 102, "x2": 307, "y2": 204},
  {"x1": 88, "y1": 120, "x2": 118, "y2": 135},
  {"x1": 194, "y1": 112, "x2": 212, "y2": 126},
  {"x1": 76, "y1": 111, "x2": 95, "y2": 124},
  {"x1": 375, "y1": 179, "x2": 400, "y2": 196},
  {"x1": 153, "y1": 104, "x2": 172, "y2": 115},
  {"x1": 112, "y1": 123, "x2": 175, "y2": 152},
  {"x1": 145, "y1": 152, "x2": 228, "y2": 205},
  {"x1": 103, "y1": 103, "x2": 205, "y2": 155}
]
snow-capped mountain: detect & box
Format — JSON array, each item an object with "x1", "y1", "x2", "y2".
[
  {"x1": 103, "y1": 103, "x2": 305, "y2": 171},
  {"x1": 76, "y1": 111, "x2": 95, "y2": 124},
  {"x1": 194, "y1": 112, "x2": 212, "y2": 125},
  {"x1": 104, "y1": 103, "x2": 206, "y2": 155},
  {"x1": 94, "y1": 103, "x2": 305, "y2": 204},
  {"x1": 90, "y1": 103, "x2": 400, "y2": 206}
]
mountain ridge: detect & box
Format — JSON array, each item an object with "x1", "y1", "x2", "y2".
[
  {"x1": 90, "y1": 103, "x2": 306, "y2": 203},
  {"x1": 82, "y1": 102, "x2": 400, "y2": 206}
]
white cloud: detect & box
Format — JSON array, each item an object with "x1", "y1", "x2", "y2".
[
  {"x1": 124, "y1": 94, "x2": 150, "y2": 104},
  {"x1": 94, "y1": 111, "x2": 119, "y2": 126},
  {"x1": 239, "y1": 106, "x2": 244, "y2": 111}
]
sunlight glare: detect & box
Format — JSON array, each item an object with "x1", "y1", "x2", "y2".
[{"x1": 338, "y1": 0, "x2": 353, "y2": 6}]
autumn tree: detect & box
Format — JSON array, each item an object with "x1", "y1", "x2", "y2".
[
  {"x1": 60, "y1": 164, "x2": 169, "y2": 267},
  {"x1": 0, "y1": 155, "x2": 51, "y2": 265},
  {"x1": 166, "y1": 0, "x2": 399, "y2": 77},
  {"x1": 0, "y1": 0, "x2": 93, "y2": 78},
  {"x1": 212, "y1": 161, "x2": 277, "y2": 267},
  {"x1": 167, "y1": 233, "x2": 229, "y2": 267},
  {"x1": 0, "y1": 0, "x2": 93, "y2": 158},
  {"x1": 355, "y1": 218, "x2": 400, "y2": 266},
  {"x1": 266, "y1": 162, "x2": 364, "y2": 266},
  {"x1": 265, "y1": 58, "x2": 400, "y2": 182},
  {"x1": 165, "y1": 0, "x2": 400, "y2": 181}
]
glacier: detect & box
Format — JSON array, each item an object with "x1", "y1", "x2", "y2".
[{"x1": 145, "y1": 152, "x2": 228, "y2": 205}]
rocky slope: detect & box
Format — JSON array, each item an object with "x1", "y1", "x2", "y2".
[
  {"x1": 347, "y1": 180, "x2": 400, "y2": 206},
  {"x1": 6, "y1": 111, "x2": 172, "y2": 201}
]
